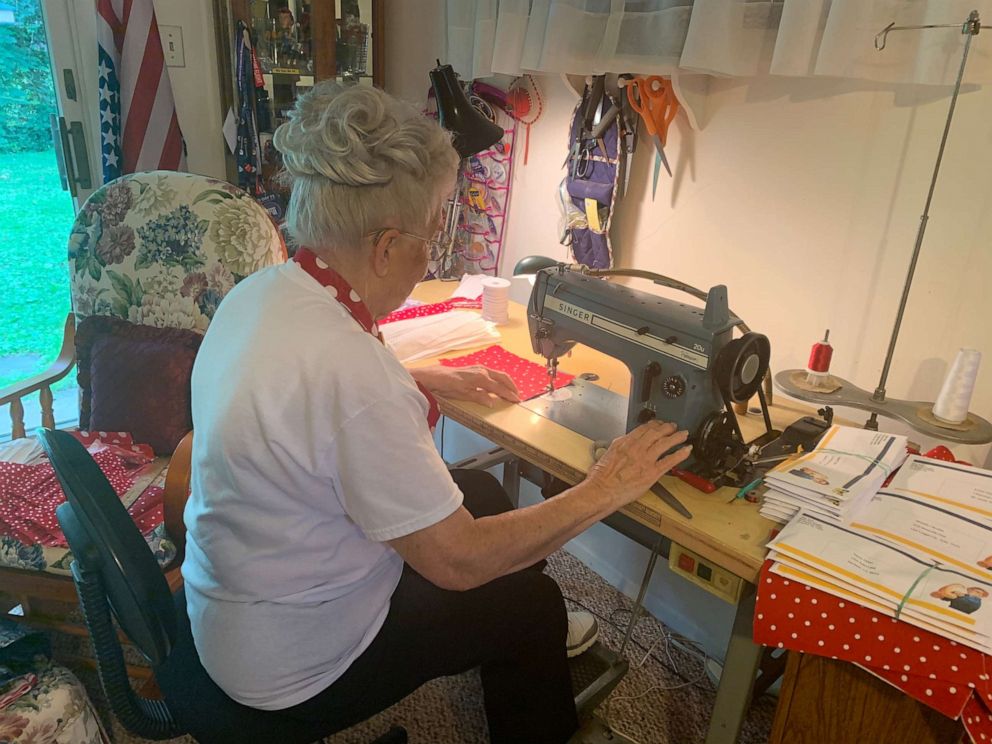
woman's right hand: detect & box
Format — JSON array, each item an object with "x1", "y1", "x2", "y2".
[{"x1": 585, "y1": 420, "x2": 692, "y2": 510}]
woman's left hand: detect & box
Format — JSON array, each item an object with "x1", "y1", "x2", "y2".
[{"x1": 409, "y1": 364, "x2": 520, "y2": 407}]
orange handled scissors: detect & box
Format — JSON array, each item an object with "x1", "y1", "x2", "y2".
[{"x1": 626, "y1": 76, "x2": 679, "y2": 195}]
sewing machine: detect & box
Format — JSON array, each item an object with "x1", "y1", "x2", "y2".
[{"x1": 525, "y1": 264, "x2": 784, "y2": 487}]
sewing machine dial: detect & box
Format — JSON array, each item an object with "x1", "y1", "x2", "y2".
[{"x1": 662, "y1": 375, "x2": 686, "y2": 399}]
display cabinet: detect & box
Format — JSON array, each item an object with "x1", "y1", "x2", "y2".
[
  {"x1": 234, "y1": 0, "x2": 383, "y2": 130},
  {"x1": 213, "y1": 0, "x2": 384, "y2": 189}
]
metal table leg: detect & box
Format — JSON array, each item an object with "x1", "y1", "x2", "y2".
[
  {"x1": 704, "y1": 582, "x2": 761, "y2": 744},
  {"x1": 502, "y1": 457, "x2": 520, "y2": 508},
  {"x1": 448, "y1": 447, "x2": 521, "y2": 507},
  {"x1": 620, "y1": 539, "x2": 663, "y2": 657}
]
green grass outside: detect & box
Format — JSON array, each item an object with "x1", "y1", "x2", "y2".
[{"x1": 0, "y1": 149, "x2": 74, "y2": 389}]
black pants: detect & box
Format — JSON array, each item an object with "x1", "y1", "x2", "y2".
[{"x1": 285, "y1": 469, "x2": 579, "y2": 743}]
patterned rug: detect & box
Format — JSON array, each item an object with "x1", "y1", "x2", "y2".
[{"x1": 58, "y1": 550, "x2": 776, "y2": 744}]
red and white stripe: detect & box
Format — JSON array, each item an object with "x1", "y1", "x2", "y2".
[{"x1": 97, "y1": 0, "x2": 185, "y2": 175}]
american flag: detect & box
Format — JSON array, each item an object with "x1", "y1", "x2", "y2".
[{"x1": 96, "y1": 0, "x2": 185, "y2": 183}]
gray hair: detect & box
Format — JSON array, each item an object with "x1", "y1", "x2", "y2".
[{"x1": 273, "y1": 82, "x2": 459, "y2": 250}]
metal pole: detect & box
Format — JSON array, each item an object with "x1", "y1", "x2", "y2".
[
  {"x1": 438, "y1": 168, "x2": 466, "y2": 281},
  {"x1": 620, "y1": 539, "x2": 662, "y2": 657},
  {"x1": 873, "y1": 12, "x2": 979, "y2": 401}
]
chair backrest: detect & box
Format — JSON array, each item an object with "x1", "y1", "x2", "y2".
[
  {"x1": 42, "y1": 429, "x2": 176, "y2": 664},
  {"x1": 67, "y1": 171, "x2": 287, "y2": 331},
  {"x1": 43, "y1": 428, "x2": 410, "y2": 744}
]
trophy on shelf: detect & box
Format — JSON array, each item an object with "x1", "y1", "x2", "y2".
[{"x1": 336, "y1": 15, "x2": 368, "y2": 82}]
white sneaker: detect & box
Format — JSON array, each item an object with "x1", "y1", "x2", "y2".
[{"x1": 566, "y1": 611, "x2": 599, "y2": 658}]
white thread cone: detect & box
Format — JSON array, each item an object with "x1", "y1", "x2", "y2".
[
  {"x1": 482, "y1": 277, "x2": 511, "y2": 324},
  {"x1": 932, "y1": 348, "x2": 982, "y2": 424}
]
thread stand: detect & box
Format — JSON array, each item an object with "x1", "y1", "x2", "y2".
[
  {"x1": 775, "y1": 12, "x2": 991, "y2": 445},
  {"x1": 774, "y1": 369, "x2": 992, "y2": 445}
]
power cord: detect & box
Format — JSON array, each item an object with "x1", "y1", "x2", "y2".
[
  {"x1": 565, "y1": 596, "x2": 713, "y2": 691},
  {"x1": 564, "y1": 595, "x2": 714, "y2": 744}
]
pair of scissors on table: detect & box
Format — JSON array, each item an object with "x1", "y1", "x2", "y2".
[{"x1": 625, "y1": 76, "x2": 679, "y2": 199}]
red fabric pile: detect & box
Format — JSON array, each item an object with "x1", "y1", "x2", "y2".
[
  {"x1": 380, "y1": 297, "x2": 483, "y2": 325},
  {"x1": 0, "y1": 431, "x2": 159, "y2": 548}
]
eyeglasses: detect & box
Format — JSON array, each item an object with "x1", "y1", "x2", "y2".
[{"x1": 367, "y1": 228, "x2": 453, "y2": 262}]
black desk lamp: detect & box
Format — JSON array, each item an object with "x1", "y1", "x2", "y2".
[
  {"x1": 430, "y1": 62, "x2": 502, "y2": 158},
  {"x1": 429, "y1": 62, "x2": 503, "y2": 279}
]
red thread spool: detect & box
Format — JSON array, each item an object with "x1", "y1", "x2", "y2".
[{"x1": 807, "y1": 330, "x2": 833, "y2": 373}]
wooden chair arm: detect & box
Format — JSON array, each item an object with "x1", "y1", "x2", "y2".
[
  {"x1": 163, "y1": 430, "x2": 193, "y2": 562},
  {"x1": 0, "y1": 314, "x2": 76, "y2": 407}
]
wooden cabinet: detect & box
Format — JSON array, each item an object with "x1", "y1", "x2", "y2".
[{"x1": 771, "y1": 652, "x2": 964, "y2": 744}]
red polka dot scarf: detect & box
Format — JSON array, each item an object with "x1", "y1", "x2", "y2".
[{"x1": 293, "y1": 248, "x2": 440, "y2": 430}]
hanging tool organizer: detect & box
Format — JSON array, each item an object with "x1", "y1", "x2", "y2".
[
  {"x1": 426, "y1": 81, "x2": 517, "y2": 278},
  {"x1": 561, "y1": 75, "x2": 624, "y2": 270}
]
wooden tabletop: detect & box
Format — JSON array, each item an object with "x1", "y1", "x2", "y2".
[{"x1": 408, "y1": 281, "x2": 809, "y2": 583}]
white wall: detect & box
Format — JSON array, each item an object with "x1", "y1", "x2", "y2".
[{"x1": 384, "y1": 0, "x2": 445, "y2": 103}]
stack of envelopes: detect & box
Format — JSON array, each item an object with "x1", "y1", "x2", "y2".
[
  {"x1": 759, "y1": 425, "x2": 908, "y2": 525},
  {"x1": 765, "y1": 454, "x2": 992, "y2": 654}
]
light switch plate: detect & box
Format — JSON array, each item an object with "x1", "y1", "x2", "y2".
[{"x1": 160, "y1": 25, "x2": 185, "y2": 67}]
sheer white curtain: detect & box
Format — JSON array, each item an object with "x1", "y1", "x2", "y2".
[{"x1": 445, "y1": 0, "x2": 992, "y2": 84}]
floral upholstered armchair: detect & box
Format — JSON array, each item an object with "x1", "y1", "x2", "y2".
[
  {"x1": 0, "y1": 171, "x2": 286, "y2": 624},
  {"x1": 68, "y1": 171, "x2": 281, "y2": 330}
]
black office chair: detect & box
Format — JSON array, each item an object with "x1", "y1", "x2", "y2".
[{"x1": 42, "y1": 428, "x2": 406, "y2": 744}]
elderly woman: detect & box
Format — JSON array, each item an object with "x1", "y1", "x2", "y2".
[{"x1": 183, "y1": 82, "x2": 690, "y2": 743}]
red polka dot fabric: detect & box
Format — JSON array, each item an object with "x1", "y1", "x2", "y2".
[
  {"x1": 380, "y1": 297, "x2": 483, "y2": 326},
  {"x1": 128, "y1": 484, "x2": 165, "y2": 536},
  {"x1": 439, "y1": 345, "x2": 575, "y2": 401},
  {"x1": 755, "y1": 560, "x2": 992, "y2": 738},
  {"x1": 963, "y1": 695, "x2": 992, "y2": 742},
  {"x1": 0, "y1": 431, "x2": 156, "y2": 548}
]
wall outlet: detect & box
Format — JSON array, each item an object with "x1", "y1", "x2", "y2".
[
  {"x1": 160, "y1": 25, "x2": 185, "y2": 67},
  {"x1": 668, "y1": 543, "x2": 744, "y2": 604}
]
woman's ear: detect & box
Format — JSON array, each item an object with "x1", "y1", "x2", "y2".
[{"x1": 369, "y1": 228, "x2": 398, "y2": 277}]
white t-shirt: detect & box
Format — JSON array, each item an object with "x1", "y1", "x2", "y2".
[{"x1": 182, "y1": 261, "x2": 463, "y2": 710}]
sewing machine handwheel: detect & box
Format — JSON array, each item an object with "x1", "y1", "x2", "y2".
[
  {"x1": 693, "y1": 410, "x2": 736, "y2": 470},
  {"x1": 715, "y1": 333, "x2": 770, "y2": 403}
]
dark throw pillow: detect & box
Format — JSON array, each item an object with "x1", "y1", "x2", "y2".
[{"x1": 75, "y1": 316, "x2": 202, "y2": 455}]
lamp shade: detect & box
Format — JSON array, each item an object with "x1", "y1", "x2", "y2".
[
  {"x1": 430, "y1": 63, "x2": 503, "y2": 159},
  {"x1": 513, "y1": 255, "x2": 561, "y2": 277}
]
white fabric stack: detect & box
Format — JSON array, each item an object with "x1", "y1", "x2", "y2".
[
  {"x1": 450, "y1": 273, "x2": 489, "y2": 300},
  {"x1": 759, "y1": 425, "x2": 908, "y2": 525},
  {"x1": 381, "y1": 275, "x2": 504, "y2": 363},
  {"x1": 0, "y1": 435, "x2": 45, "y2": 464},
  {"x1": 481, "y1": 277, "x2": 511, "y2": 324},
  {"x1": 382, "y1": 312, "x2": 499, "y2": 363}
]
